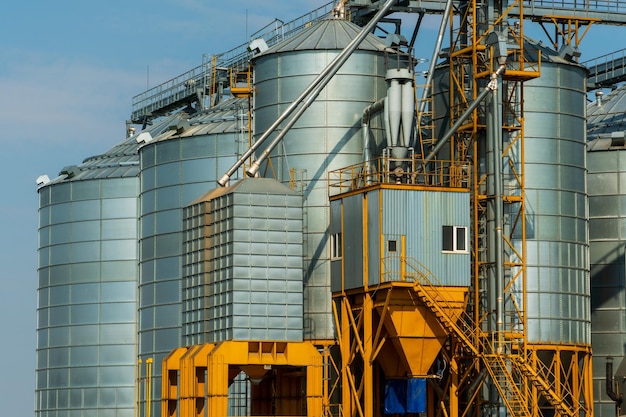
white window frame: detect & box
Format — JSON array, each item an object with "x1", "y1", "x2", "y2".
[
  {"x1": 331, "y1": 232, "x2": 342, "y2": 260},
  {"x1": 442, "y1": 225, "x2": 468, "y2": 253}
]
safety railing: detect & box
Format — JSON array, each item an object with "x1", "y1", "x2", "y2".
[
  {"x1": 328, "y1": 155, "x2": 470, "y2": 196},
  {"x1": 131, "y1": 1, "x2": 336, "y2": 123},
  {"x1": 523, "y1": 0, "x2": 625, "y2": 14},
  {"x1": 584, "y1": 47, "x2": 626, "y2": 88}
]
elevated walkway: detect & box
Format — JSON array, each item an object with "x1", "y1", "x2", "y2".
[
  {"x1": 349, "y1": 0, "x2": 626, "y2": 25},
  {"x1": 130, "y1": 1, "x2": 336, "y2": 124},
  {"x1": 585, "y1": 47, "x2": 626, "y2": 89},
  {"x1": 131, "y1": 0, "x2": 626, "y2": 124}
]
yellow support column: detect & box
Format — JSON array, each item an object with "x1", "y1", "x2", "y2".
[
  {"x1": 340, "y1": 298, "x2": 352, "y2": 417},
  {"x1": 306, "y1": 352, "x2": 324, "y2": 416},
  {"x1": 449, "y1": 353, "x2": 459, "y2": 417},
  {"x1": 180, "y1": 345, "x2": 201, "y2": 417},
  {"x1": 364, "y1": 293, "x2": 373, "y2": 417},
  {"x1": 207, "y1": 352, "x2": 229, "y2": 417},
  {"x1": 161, "y1": 347, "x2": 189, "y2": 417},
  {"x1": 146, "y1": 358, "x2": 153, "y2": 417}
]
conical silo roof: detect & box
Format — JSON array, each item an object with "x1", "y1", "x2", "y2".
[
  {"x1": 587, "y1": 84, "x2": 626, "y2": 142},
  {"x1": 256, "y1": 18, "x2": 388, "y2": 55},
  {"x1": 44, "y1": 112, "x2": 185, "y2": 186}
]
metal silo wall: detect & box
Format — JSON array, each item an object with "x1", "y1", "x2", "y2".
[
  {"x1": 588, "y1": 147, "x2": 626, "y2": 416},
  {"x1": 522, "y1": 62, "x2": 589, "y2": 345},
  {"x1": 253, "y1": 48, "x2": 386, "y2": 340},
  {"x1": 37, "y1": 177, "x2": 138, "y2": 417},
  {"x1": 138, "y1": 105, "x2": 245, "y2": 412},
  {"x1": 433, "y1": 58, "x2": 589, "y2": 345},
  {"x1": 200, "y1": 179, "x2": 304, "y2": 342}
]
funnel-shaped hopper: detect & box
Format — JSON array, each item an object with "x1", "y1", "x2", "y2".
[{"x1": 375, "y1": 286, "x2": 468, "y2": 377}]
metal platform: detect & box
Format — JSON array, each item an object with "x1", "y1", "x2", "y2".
[
  {"x1": 585, "y1": 48, "x2": 626, "y2": 89},
  {"x1": 131, "y1": 0, "x2": 626, "y2": 124},
  {"x1": 349, "y1": 0, "x2": 626, "y2": 24}
]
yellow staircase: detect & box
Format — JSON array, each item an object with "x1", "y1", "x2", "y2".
[{"x1": 406, "y1": 258, "x2": 576, "y2": 417}]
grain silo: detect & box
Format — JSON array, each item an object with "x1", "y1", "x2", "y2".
[
  {"x1": 431, "y1": 32, "x2": 591, "y2": 415},
  {"x1": 251, "y1": 18, "x2": 389, "y2": 340},
  {"x1": 35, "y1": 115, "x2": 173, "y2": 417},
  {"x1": 587, "y1": 84, "x2": 626, "y2": 417},
  {"x1": 137, "y1": 97, "x2": 247, "y2": 411}
]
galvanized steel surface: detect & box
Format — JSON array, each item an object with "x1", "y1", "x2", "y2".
[
  {"x1": 37, "y1": 176, "x2": 140, "y2": 417},
  {"x1": 380, "y1": 189, "x2": 470, "y2": 286},
  {"x1": 184, "y1": 178, "x2": 303, "y2": 343},
  {"x1": 522, "y1": 55, "x2": 589, "y2": 345},
  {"x1": 34, "y1": 114, "x2": 182, "y2": 417},
  {"x1": 137, "y1": 98, "x2": 247, "y2": 407},
  {"x1": 252, "y1": 19, "x2": 388, "y2": 340},
  {"x1": 432, "y1": 40, "x2": 589, "y2": 345},
  {"x1": 587, "y1": 89, "x2": 626, "y2": 417},
  {"x1": 588, "y1": 83, "x2": 626, "y2": 140},
  {"x1": 331, "y1": 189, "x2": 470, "y2": 291}
]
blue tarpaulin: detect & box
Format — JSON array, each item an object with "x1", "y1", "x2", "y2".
[
  {"x1": 384, "y1": 379, "x2": 407, "y2": 414},
  {"x1": 384, "y1": 378, "x2": 427, "y2": 414},
  {"x1": 407, "y1": 378, "x2": 427, "y2": 413}
]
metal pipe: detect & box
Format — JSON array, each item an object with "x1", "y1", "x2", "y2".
[
  {"x1": 420, "y1": 65, "x2": 506, "y2": 167},
  {"x1": 416, "y1": 0, "x2": 453, "y2": 141},
  {"x1": 401, "y1": 79, "x2": 414, "y2": 146},
  {"x1": 246, "y1": 79, "x2": 326, "y2": 177},
  {"x1": 606, "y1": 357, "x2": 624, "y2": 407},
  {"x1": 491, "y1": 70, "x2": 505, "y2": 351},
  {"x1": 362, "y1": 98, "x2": 385, "y2": 185},
  {"x1": 219, "y1": 0, "x2": 400, "y2": 186},
  {"x1": 388, "y1": 78, "x2": 402, "y2": 147},
  {"x1": 409, "y1": 12, "x2": 424, "y2": 49}
]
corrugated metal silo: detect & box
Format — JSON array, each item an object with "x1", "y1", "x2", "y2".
[
  {"x1": 433, "y1": 39, "x2": 590, "y2": 344},
  {"x1": 35, "y1": 123, "x2": 151, "y2": 417},
  {"x1": 252, "y1": 18, "x2": 388, "y2": 340},
  {"x1": 587, "y1": 84, "x2": 626, "y2": 417},
  {"x1": 137, "y1": 98, "x2": 247, "y2": 410},
  {"x1": 521, "y1": 40, "x2": 589, "y2": 345}
]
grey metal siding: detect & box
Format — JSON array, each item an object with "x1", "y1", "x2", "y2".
[{"x1": 343, "y1": 195, "x2": 365, "y2": 290}]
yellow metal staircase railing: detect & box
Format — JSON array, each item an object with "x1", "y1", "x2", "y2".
[
  {"x1": 482, "y1": 353, "x2": 531, "y2": 417},
  {"x1": 516, "y1": 355, "x2": 577, "y2": 416},
  {"x1": 405, "y1": 266, "x2": 530, "y2": 417},
  {"x1": 401, "y1": 257, "x2": 576, "y2": 417}
]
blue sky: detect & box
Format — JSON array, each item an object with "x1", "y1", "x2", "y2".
[{"x1": 0, "y1": 1, "x2": 624, "y2": 415}]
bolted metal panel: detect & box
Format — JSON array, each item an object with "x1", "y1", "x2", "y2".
[
  {"x1": 330, "y1": 200, "x2": 343, "y2": 293},
  {"x1": 367, "y1": 189, "x2": 381, "y2": 286},
  {"x1": 587, "y1": 86, "x2": 626, "y2": 415},
  {"x1": 253, "y1": 19, "x2": 388, "y2": 340},
  {"x1": 184, "y1": 178, "x2": 304, "y2": 343},
  {"x1": 343, "y1": 195, "x2": 364, "y2": 290},
  {"x1": 331, "y1": 188, "x2": 470, "y2": 292},
  {"x1": 380, "y1": 189, "x2": 470, "y2": 286}
]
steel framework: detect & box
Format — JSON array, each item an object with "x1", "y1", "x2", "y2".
[{"x1": 448, "y1": 1, "x2": 593, "y2": 417}]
